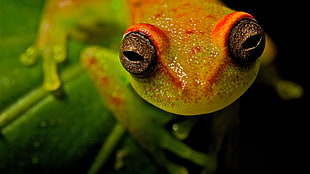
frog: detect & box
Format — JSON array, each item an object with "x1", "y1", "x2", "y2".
[{"x1": 19, "y1": 0, "x2": 303, "y2": 173}]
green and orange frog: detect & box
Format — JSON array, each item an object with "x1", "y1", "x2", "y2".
[{"x1": 20, "y1": 0, "x2": 303, "y2": 173}]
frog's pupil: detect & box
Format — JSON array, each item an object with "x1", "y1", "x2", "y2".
[
  {"x1": 242, "y1": 34, "x2": 262, "y2": 51},
  {"x1": 123, "y1": 51, "x2": 144, "y2": 61}
]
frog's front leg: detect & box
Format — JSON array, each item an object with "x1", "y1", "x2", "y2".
[
  {"x1": 20, "y1": 0, "x2": 125, "y2": 91},
  {"x1": 81, "y1": 47, "x2": 216, "y2": 174},
  {"x1": 20, "y1": 0, "x2": 70, "y2": 90}
]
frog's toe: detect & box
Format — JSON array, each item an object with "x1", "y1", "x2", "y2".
[
  {"x1": 52, "y1": 44, "x2": 67, "y2": 63},
  {"x1": 166, "y1": 163, "x2": 189, "y2": 174},
  {"x1": 150, "y1": 150, "x2": 189, "y2": 174},
  {"x1": 275, "y1": 80, "x2": 304, "y2": 100},
  {"x1": 19, "y1": 46, "x2": 40, "y2": 66},
  {"x1": 19, "y1": 45, "x2": 62, "y2": 91},
  {"x1": 20, "y1": 41, "x2": 67, "y2": 91},
  {"x1": 42, "y1": 58, "x2": 61, "y2": 91},
  {"x1": 155, "y1": 128, "x2": 216, "y2": 173}
]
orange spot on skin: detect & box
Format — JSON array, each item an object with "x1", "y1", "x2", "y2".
[
  {"x1": 186, "y1": 29, "x2": 194, "y2": 34},
  {"x1": 101, "y1": 76, "x2": 109, "y2": 86},
  {"x1": 88, "y1": 57, "x2": 97, "y2": 66},
  {"x1": 153, "y1": 13, "x2": 163, "y2": 19},
  {"x1": 171, "y1": 8, "x2": 177, "y2": 12},
  {"x1": 109, "y1": 95, "x2": 124, "y2": 107},
  {"x1": 182, "y1": 3, "x2": 190, "y2": 7},
  {"x1": 206, "y1": 15, "x2": 216, "y2": 20}
]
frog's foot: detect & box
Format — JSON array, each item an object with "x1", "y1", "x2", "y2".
[
  {"x1": 153, "y1": 128, "x2": 217, "y2": 174},
  {"x1": 259, "y1": 63, "x2": 304, "y2": 100},
  {"x1": 171, "y1": 118, "x2": 199, "y2": 140},
  {"x1": 20, "y1": 38, "x2": 67, "y2": 91},
  {"x1": 274, "y1": 80, "x2": 304, "y2": 100},
  {"x1": 260, "y1": 36, "x2": 304, "y2": 100},
  {"x1": 151, "y1": 151, "x2": 189, "y2": 174}
]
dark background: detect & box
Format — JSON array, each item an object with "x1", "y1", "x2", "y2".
[{"x1": 222, "y1": 0, "x2": 309, "y2": 173}]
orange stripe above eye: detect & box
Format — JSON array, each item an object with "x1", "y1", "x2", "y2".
[
  {"x1": 211, "y1": 11, "x2": 254, "y2": 49},
  {"x1": 124, "y1": 23, "x2": 170, "y2": 60}
]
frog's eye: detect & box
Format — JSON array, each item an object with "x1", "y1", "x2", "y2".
[
  {"x1": 228, "y1": 18, "x2": 265, "y2": 65},
  {"x1": 120, "y1": 31, "x2": 158, "y2": 78}
]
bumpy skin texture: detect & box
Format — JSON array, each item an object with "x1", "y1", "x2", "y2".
[{"x1": 125, "y1": 1, "x2": 261, "y2": 115}]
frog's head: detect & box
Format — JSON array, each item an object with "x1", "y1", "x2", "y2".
[{"x1": 119, "y1": 3, "x2": 265, "y2": 115}]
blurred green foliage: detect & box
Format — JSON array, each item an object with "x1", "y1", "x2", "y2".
[{"x1": 0, "y1": 1, "x2": 158, "y2": 173}]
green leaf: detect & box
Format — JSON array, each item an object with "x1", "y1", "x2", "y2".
[{"x1": 0, "y1": 1, "x2": 157, "y2": 173}]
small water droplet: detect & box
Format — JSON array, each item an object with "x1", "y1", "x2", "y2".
[{"x1": 172, "y1": 123, "x2": 179, "y2": 131}]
